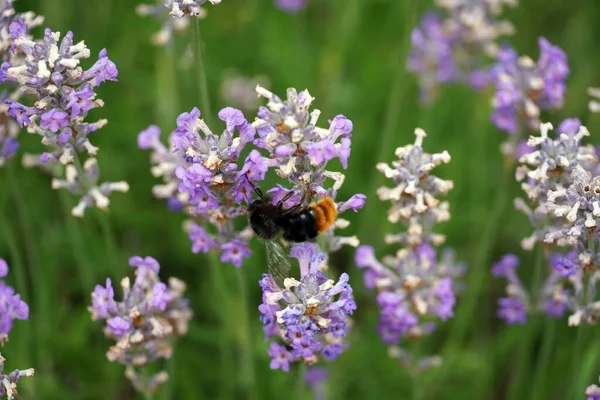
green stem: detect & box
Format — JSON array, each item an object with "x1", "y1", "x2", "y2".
[
  {"x1": 529, "y1": 317, "x2": 556, "y2": 400},
  {"x1": 208, "y1": 251, "x2": 235, "y2": 400},
  {"x1": 507, "y1": 247, "x2": 543, "y2": 399},
  {"x1": 193, "y1": 20, "x2": 212, "y2": 126},
  {"x1": 569, "y1": 321, "x2": 588, "y2": 398},
  {"x1": 236, "y1": 266, "x2": 256, "y2": 397},
  {"x1": 295, "y1": 362, "x2": 306, "y2": 400}
]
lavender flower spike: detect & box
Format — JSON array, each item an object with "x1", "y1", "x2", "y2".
[
  {"x1": 253, "y1": 85, "x2": 366, "y2": 253},
  {"x1": 355, "y1": 128, "x2": 465, "y2": 364},
  {"x1": 586, "y1": 376, "x2": 600, "y2": 400},
  {"x1": 167, "y1": 0, "x2": 221, "y2": 18},
  {"x1": 259, "y1": 243, "x2": 356, "y2": 369},
  {"x1": 89, "y1": 256, "x2": 192, "y2": 394}
]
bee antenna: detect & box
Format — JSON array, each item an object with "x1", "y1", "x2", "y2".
[{"x1": 245, "y1": 173, "x2": 264, "y2": 199}]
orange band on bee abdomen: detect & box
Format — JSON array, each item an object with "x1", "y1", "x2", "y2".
[{"x1": 311, "y1": 197, "x2": 338, "y2": 233}]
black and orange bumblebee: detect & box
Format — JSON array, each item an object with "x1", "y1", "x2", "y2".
[{"x1": 246, "y1": 178, "x2": 337, "y2": 284}]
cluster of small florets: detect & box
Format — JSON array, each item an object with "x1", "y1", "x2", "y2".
[
  {"x1": 259, "y1": 243, "x2": 356, "y2": 370},
  {"x1": 0, "y1": 0, "x2": 43, "y2": 166},
  {"x1": 376, "y1": 128, "x2": 452, "y2": 247},
  {"x1": 166, "y1": 0, "x2": 221, "y2": 18},
  {"x1": 253, "y1": 86, "x2": 366, "y2": 252},
  {"x1": 407, "y1": 0, "x2": 516, "y2": 102},
  {"x1": 514, "y1": 123, "x2": 596, "y2": 249},
  {"x1": 491, "y1": 253, "x2": 571, "y2": 324},
  {"x1": 1, "y1": 27, "x2": 127, "y2": 216},
  {"x1": 587, "y1": 377, "x2": 600, "y2": 400},
  {"x1": 491, "y1": 38, "x2": 569, "y2": 137},
  {"x1": 89, "y1": 256, "x2": 192, "y2": 394},
  {"x1": 355, "y1": 129, "x2": 465, "y2": 365},
  {"x1": 136, "y1": 0, "x2": 205, "y2": 45},
  {"x1": 0, "y1": 258, "x2": 34, "y2": 400},
  {"x1": 140, "y1": 107, "x2": 263, "y2": 266}
]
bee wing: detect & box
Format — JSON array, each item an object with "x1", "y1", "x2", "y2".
[{"x1": 265, "y1": 240, "x2": 291, "y2": 287}]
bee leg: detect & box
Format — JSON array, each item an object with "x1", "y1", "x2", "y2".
[{"x1": 280, "y1": 190, "x2": 307, "y2": 216}]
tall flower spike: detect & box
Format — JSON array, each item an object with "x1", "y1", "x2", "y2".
[
  {"x1": 167, "y1": 0, "x2": 221, "y2": 18},
  {"x1": 0, "y1": 258, "x2": 34, "y2": 400},
  {"x1": 89, "y1": 256, "x2": 192, "y2": 394},
  {"x1": 2, "y1": 28, "x2": 126, "y2": 216},
  {"x1": 137, "y1": 0, "x2": 206, "y2": 45},
  {"x1": 376, "y1": 128, "x2": 452, "y2": 246},
  {"x1": 355, "y1": 128, "x2": 465, "y2": 365},
  {"x1": 0, "y1": 0, "x2": 43, "y2": 167},
  {"x1": 259, "y1": 243, "x2": 356, "y2": 370},
  {"x1": 140, "y1": 107, "x2": 259, "y2": 267},
  {"x1": 253, "y1": 86, "x2": 366, "y2": 253},
  {"x1": 491, "y1": 38, "x2": 568, "y2": 135}
]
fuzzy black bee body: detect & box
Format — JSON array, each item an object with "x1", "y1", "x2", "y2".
[{"x1": 247, "y1": 195, "x2": 319, "y2": 243}]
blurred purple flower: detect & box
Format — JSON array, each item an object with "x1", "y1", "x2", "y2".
[
  {"x1": 491, "y1": 38, "x2": 568, "y2": 134},
  {"x1": 497, "y1": 297, "x2": 527, "y2": 325},
  {"x1": 0, "y1": 259, "x2": 29, "y2": 338},
  {"x1": 276, "y1": 0, "x2": 306, "y2": 13}
]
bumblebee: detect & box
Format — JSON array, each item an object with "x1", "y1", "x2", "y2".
[{"x1": 246, "y1": 179, "x2": 337, "y2": 284}]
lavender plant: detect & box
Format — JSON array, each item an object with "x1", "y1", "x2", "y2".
[
  {"x1": 259, "y1": 243, "x2": 356, "y2": 370},
  {"x1": 89, "y1": 256, "x2": 192, "y2": 394},
  {"x1": 139, "y1": 107, "x2": 261, "y2": 267},
  {"x1": 253, "y1": 85, "x2": 366, "y2": 253},
  {"x1": 1, "y1": 27, "x2": 127, "y2": 216},
  {"x1": 0, "y1": 258, "x2": 34, "y2": 399},
  {"x1": 355, "y1": 128, "x2": 466, "y2": 365},
  {"x1": 587, "y1": 377, "x2": 600, "y2": 400},
  {"x1": 0, "y1": 0, "x2": 43, "y2": 166},
  {"x1": 494, "y1": 122, "x2": 600, "y2": 326},
  {"x1": 407, "y1": 0, "x2": 516, "y2": 102}
]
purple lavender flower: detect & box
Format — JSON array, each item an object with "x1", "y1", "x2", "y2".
[
  {"x1": 0, "y1": 259, "x2": 29, "y2": 339},
  {"x1": 89, "y1": 256, "x2": 192, "y2": 394},
  {"x1": 275, "y1": 0, "x2": 307, "y2": 13},
  {"x1": 253, "y1": 86, "x2": 366, "y2": 252},
  {"x1": 259, "y1": 243, "x2": 356, "y2": 369},
  {"x1": 166, "y1": 0, "x2": 221, "y2": 18},
  {"x1": 586, "y1": 378, "x2": 600, "y2": 400},
  {"x1": 2, "y1": 28, "x2": 127, "y2": 216},
  {"x1": 497, "y1": 297, "x2": 527, "y2": 324},
  {"x1": 491, "y1": 38, "x2": 568, "y2": 135},
  {"x1": 357, "y1": 244, "x2": 464, "y2": 344}
]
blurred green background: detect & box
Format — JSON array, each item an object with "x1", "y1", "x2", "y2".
[{"x1": 2, "y1": 0, "x2": 600, "y2": 399}]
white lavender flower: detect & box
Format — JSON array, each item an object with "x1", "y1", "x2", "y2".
[
  {"x1": 166, "y1": 0, "x2": 221, "y2": 18},
  {"x1": 137, "y1": 0, "x2": 205, "y2": 45},
  {"x1": 588, "y1": 87, "x2": 600, "y2": 114},
  {"x1": 89, "y1": 256, "x2": 192, "y2": 394},
  {"x1": 0, "y1": 355, "x2": 34, "y2": 400},
  {"x1": 376, "y1": 128, "x2": 452, "y2": 246}
]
